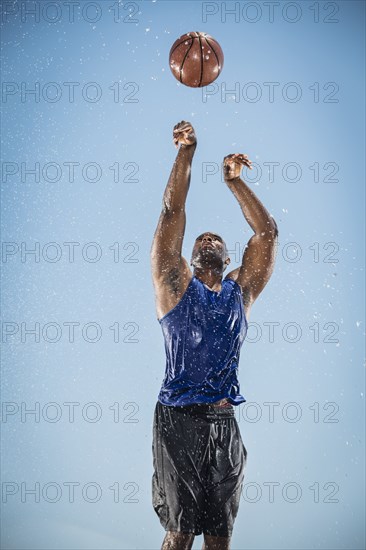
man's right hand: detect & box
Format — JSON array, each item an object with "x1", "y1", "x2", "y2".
[
  {"x1": 173, "y1": 120, "x2": 197, "y2": 149},
  {"x1": 223, "y1": 153, "x2": 252, "y2": 181}
]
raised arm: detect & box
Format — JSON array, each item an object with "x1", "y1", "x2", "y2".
[
  {"x1": 223, "y1": 154, "x2": 279, "y2": 319},
  {"x1": 150, "y1": 121, "x2": 196, "y2": 298}
]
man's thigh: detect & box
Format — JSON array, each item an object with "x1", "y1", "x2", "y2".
[
  {"x1": 152, "y1": 401, "x2": 209, "y2": 535},
  {"x1": 201, "y1": 417, "x2": 247, "y2": 537}
]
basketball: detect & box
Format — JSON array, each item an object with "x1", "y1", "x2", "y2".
[{"x1": 169, "y1": 31, "x2": 224, "y2": 88}]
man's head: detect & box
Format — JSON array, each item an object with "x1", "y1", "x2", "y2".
[{"x1": 190, "y1": 232, "x2": 231, "y2": 273}]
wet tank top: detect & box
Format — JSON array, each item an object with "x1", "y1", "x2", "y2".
[{"x1": 157, "y1": 275, "x2": 248, "y2": 407}]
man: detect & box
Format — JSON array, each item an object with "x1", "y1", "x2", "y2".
[{"x1": 150, "y1": 121, "x2": 278, "y2": 550}]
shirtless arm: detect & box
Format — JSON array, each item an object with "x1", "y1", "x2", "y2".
[
  {"x1": 223, "y1": 154, "x2": 279, "y2": 321},
  {"x1": 150, "y1": 121, "x2": 196, "y2": 319}
]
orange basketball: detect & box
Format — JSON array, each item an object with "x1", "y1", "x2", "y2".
[{"x1": 169, "y1": 31, "x2": 224, "y2": 88}]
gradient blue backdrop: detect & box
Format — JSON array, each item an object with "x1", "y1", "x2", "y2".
[{"x1": 1, "y1": 1, "x2": 365, "y2": 549}]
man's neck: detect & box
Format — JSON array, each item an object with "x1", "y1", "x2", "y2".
[{"x1": 193, "y1": 270, "x2": 223, "y2": 292}]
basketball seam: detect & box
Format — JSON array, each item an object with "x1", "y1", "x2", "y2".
[
  {"x1": 198, "y1": 34, "x2": 204, "y2": 87},
  {"x1": 169, "y1": 36, "x2": 194, "y2": 58},
  {"x1": 204, "y1": 37, "x2": 220, "y2": 70},
  {"x1": 180, "y1": 38, "x2": 194, "y2": 84}
]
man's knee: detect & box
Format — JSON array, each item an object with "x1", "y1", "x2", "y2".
[
  {"x1": 162, "y1": 530, "x2": 195, "y2": 550},
  {"x1": 202, "y1": 534, "x2": 231, "y2": 550}
]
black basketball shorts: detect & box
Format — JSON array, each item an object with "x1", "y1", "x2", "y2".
[{"x1": 152, "y1": 400, "x2": 248, "y2": 537}]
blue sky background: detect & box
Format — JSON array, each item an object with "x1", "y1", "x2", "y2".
[{"x1": 1, "y1": 1, "x2": 365, "y2": 549}]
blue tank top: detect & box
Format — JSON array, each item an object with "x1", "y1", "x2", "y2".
[{"x1": 157, "y1": 275, "x2": 248, "y2": 407}]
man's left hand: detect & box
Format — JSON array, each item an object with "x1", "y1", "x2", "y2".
[{"x1": 223, "y1": 153, "x2": 252, "y2": 181}]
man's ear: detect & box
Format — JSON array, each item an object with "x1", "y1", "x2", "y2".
[{"x1": 224, "y1": 257, "x2": 231, "y2": 271}]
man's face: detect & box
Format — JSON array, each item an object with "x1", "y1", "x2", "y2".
[{"x1": 190, "y1": 232, "x2": 230, "y2": 271}]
